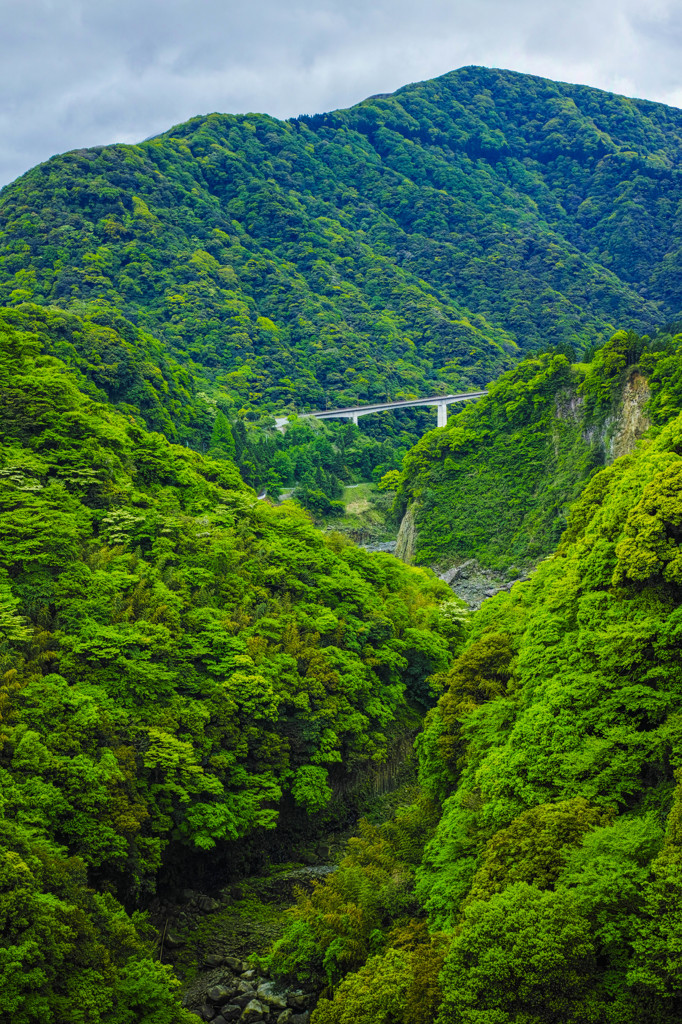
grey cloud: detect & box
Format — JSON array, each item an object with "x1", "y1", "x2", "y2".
[{"x1": 2, "y1": 0, "x2": 682, "y2": 187}]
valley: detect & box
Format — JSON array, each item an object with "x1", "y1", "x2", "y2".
[{"x1": 3, "y1": 64, "x2": 682, "y2": 1024}]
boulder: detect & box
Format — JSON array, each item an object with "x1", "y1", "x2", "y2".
[
  {"x1": 276, "y1": 1012, "x2": 293, "y2": 1024},
  {"x1": 215, "y1": 1008, "x2": 242, "y2": 1023},
  {"x1": 204, "y1": 954, "x2": 224, "y2": 968},
  {"x1": 241, "y1": 969, "x2": 258, "y2": 982},
  {"x1": 225, "y1": 957, "x2": 243, "y2": 972},
  {"x1": 241, "y1": 999, "x2": 268, "y2": 1022},
  {"x1": 232, "y1": 993, "x2": 257, "y2": 1009},
  {"x1": 256, "y1": 983, "x2": 288, "y2": 1011},
  {"x1": 208, "y1": 984, "x2": 236, "y2": 1005},
  {"x1": 291, "y1": 1014, "x2": 310, "y2": 1024},
  {"x1": 198, "y1": 896, "x2": 221, "y2": 913},
  {"x1": 287, "y1": 993, "x2": 309, "y2": 1011},
  {"x1": 199, "y1": 1004, "x2": 216, "y2": 1021}
]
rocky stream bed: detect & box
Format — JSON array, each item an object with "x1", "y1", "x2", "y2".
[
  {"x1": 151, "y1": 864, "x2": 337, "y2": 1022},
  {"x1": 150, "y1": 778, "x2": 421, "y2": 1023}
]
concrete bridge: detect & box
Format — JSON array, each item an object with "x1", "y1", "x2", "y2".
[{"x1": 275, "y1": 390, "x2": 487, "y2": 432}]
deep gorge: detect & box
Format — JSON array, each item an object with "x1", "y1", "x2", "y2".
[{"x1": 4, "y1": 64, "x2": 682, "y2": 1024}]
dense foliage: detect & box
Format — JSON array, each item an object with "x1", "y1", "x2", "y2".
[
  {"x1": 397, "y1": 327, "x2": 682, "y2": 572},
  {"x1": 268, "y1": 378, "x2": 682, "y2": 1024},
  {"x1": 6, "y1": 66, "x2": 682, "y2": 415},
  {"x1": 8, "y1": 63, "x2": 682, "y2": 1021},
  {"x1": 398, "y1": 349, "x2": 594, "y2": 571},
  {"x1": 0, "y1": 319, "x2": 459, "y2": 1019},
  {"x1": 0, "y1": 303, "x2": 431, "y2": 507}
]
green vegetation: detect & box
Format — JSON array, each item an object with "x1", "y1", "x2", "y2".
[
  {"x1": 6, "y1": 64, "x2": 682, "y2": 530},
  {"x1": 7, "y1": 62, "x2": 682, "y2": 1020},
  {"x1": 397, "y1": 327, "x2": 682, "y2": 573},
  {"x1": 398, "y1": 348, "x2": 593, "y2": 571},
  {"x1": 0, "y1": 317, "x2": 460, "y2": 1019},
  {"x1": 6, "y1": 65, "x2": 682, "y2": 419},
  {"x1": 0, "y1": 304, "x2": 430, "y2": 507},
  {"x1": 265, "y1": 383, "x2": 682, "y2": 1024},
  {"x1": 321, "y1": 483, "x2": 399, "y2": 546},
  {"x1": 6, "y1": 64, "x2": 682, "y2": 548}
]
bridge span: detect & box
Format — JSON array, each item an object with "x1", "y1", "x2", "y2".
[{"x1": 275, "y1": 390, "x2": 487, "y2": 431}]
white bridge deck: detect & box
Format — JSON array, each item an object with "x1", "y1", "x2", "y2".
[{"x1": 275, "y1": 390, "x2": 487, "y2": 431}]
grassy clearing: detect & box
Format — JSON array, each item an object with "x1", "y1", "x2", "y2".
[{"x1": 326, "y1": 483, "x2": 398, "y2": 544}]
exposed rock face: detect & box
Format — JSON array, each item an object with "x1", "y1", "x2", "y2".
[
  {"x1": 608, "y1": 371, "x2": 650, "y2": 459},
  {"x1": 395, "y1": 502, "x2": 418, "y2": 563},
  {"x1": 398, "y1": 367, "x2": 653, "y2": 609},
  {"x1": 398, "y1": 504, "x2": 529, "y2": 608},
  {"x1": 439, "y1": 559, "x2": 526, "y2": 610},
  {"x1": 555, "y1": 369, "x2": 650, "y2": 461}
]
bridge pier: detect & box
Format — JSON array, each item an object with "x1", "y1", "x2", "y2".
[{"x1": 274, "y1": 390, "x2": 486, "y2": 433}]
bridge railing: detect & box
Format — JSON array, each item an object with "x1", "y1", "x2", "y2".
[{"x1": 275, "y1": 390, "x2": 487, "y2": 430}]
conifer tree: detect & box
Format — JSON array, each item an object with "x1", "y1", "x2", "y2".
[{"x1": 209, "y1": 410, "x2": 236, "y2": 460}]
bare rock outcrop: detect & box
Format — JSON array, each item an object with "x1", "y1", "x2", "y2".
[{"x1": 395, "y1": 502, "x2": 418, "y2": 564}]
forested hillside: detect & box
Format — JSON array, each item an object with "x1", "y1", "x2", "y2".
[
  {"x1": 3, "y1": 66, "x2": 682, "y2": 417},
  {"x1": 6, "y1": 63, "x2": 682, "y2": 1023},
  {"x1": 265, "y1": 374, "x2": 682, "y2": 1024},
  {"x1": 393, "y1": 325, "x2": 682, "y2": 576},
  {"x1": 0, "y1": 303, "x2": 426, "y2": 504},
  {"x1": 0, "y1": 317, "x2": 460, "y2": 1020}
]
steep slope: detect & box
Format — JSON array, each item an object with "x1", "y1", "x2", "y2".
[
  {"x1": 2, "y1": 67, "x2": 682, "y2": 411},
  {"x1": 264, "y1": 368, "x2": 682, "y2": 1024},
  {"x1": 414, "y1": 404, "x2": 682, "y2": 1023},
  {"x1": 395, "y1": 328, "x2": 682, "y2": 577},
  {"x1": 0, "y1": 303, "x2": 436, "y2": 501},
  {"x1": 0, "y1": 318, "x2": 459, "y2": 1019}
]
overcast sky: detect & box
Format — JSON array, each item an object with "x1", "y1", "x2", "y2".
[{"x1": 2, "y1": 0, "x2": 682, "y2": 188}]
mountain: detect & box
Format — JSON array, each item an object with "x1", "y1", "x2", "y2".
[
  {"x1": 3, "y1": 66, "x2": 682, "y2": 420},
  {"x1": 6, "y1": 65, "x2": 682, "y2": 1022}
]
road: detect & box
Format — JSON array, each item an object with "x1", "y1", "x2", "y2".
[{"x1": 275, "y1": 390, "x2": 487, "y2": 430}]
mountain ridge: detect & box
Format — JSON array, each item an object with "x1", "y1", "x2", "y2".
[
  {"x1": 6, "y1": 63, "x2": 682, "y2": 1024},
  {"x1": 2, "y1": 64, "x2": 681, "y2": 422}
]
